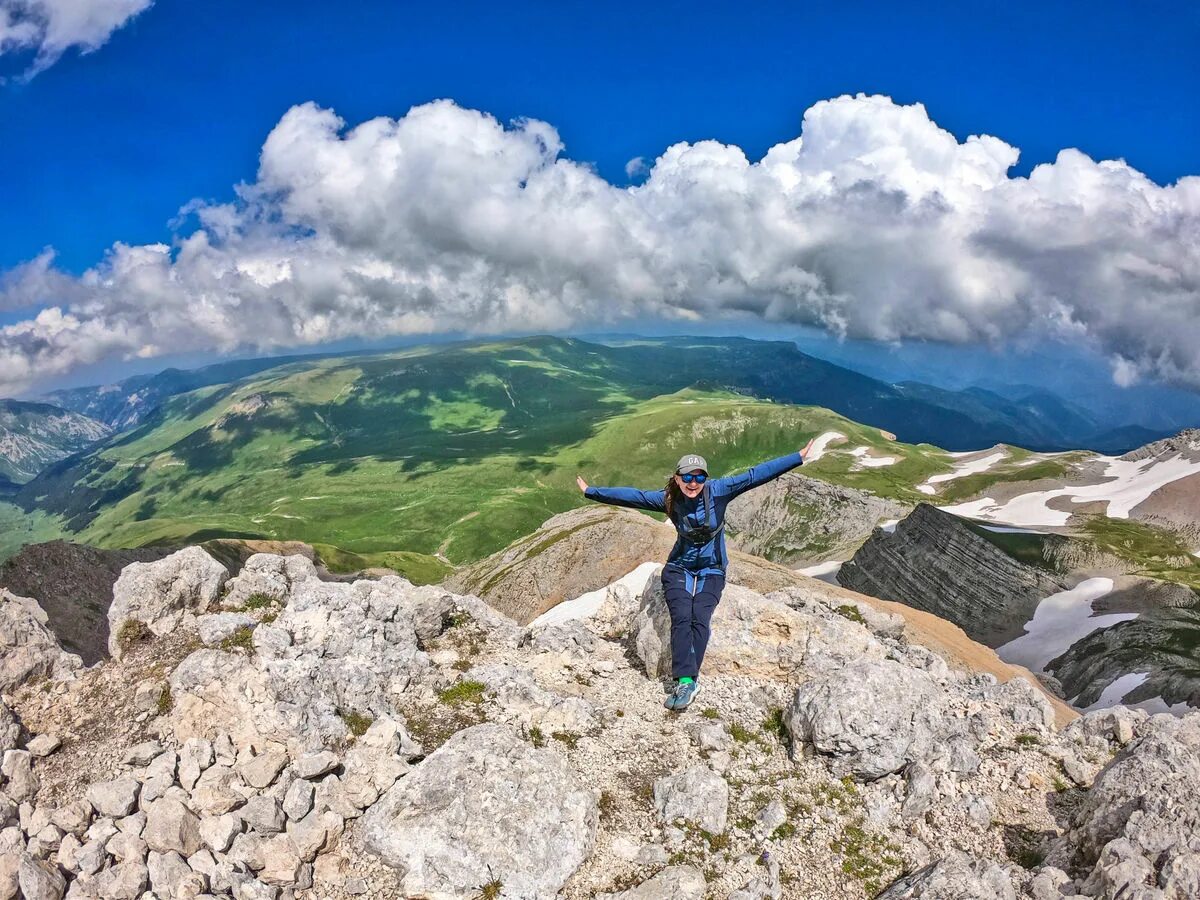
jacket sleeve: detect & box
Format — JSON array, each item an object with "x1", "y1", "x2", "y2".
[
  {"x1": 583, "y1": 486, "x2": 668, "y2": 512},
  {"x1": 714, "y1": 451, "x2": 804, "y2": 499}
]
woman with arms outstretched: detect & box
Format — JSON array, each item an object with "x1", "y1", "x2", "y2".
[{"x1": 577, "y1": 439, "x2": 815, "y2": 710}]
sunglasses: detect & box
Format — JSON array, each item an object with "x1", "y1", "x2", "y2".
[{"x1": 679, "y1": 472, "x2": 708, "y2": 484}]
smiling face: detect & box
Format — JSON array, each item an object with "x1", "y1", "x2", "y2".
[{"x1": 674, "y1": 469, "x2": 706, "y2": 499}]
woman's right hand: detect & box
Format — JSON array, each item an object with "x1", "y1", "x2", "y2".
[{"x1": 576, "y1": 475, "x2": 589, "y2": 493}]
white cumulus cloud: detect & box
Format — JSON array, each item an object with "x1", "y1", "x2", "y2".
[
  {"x1": 0, "y1": 0, "x2": 152, "y2": 75},
  {"x1": 2, "y1": 93, "x2": 1199, "y2": 395}
]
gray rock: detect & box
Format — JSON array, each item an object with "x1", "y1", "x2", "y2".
[
  {"x1": 108, "y1": 547, "x2": 229, "y2": 659},
  {"x1": 596, "y1": 865, "x2": 705, "y2": 899},
  {"x1": 0, "y1": 589, "x2": 81, "y2": 693},
  {"x1": 87, "y1": 776, "x2": 140, "y2": 818},
  {"x1": 147, "y1": 849, "x2": 206, "y2": 897},
  {"x1": 178, "y1": 738, "x2": 214, "y2": 792},
  {"x1": 91, "y1": 858, "x2": 149, "y2": 899},
  {"x1": 281, "y1": 779, "x2": 314, "y2": 821},
  {"x1": 122, "y1": 740, "x2": 163, "y2": 767},
  {"x1": 198, "y1": 813, "x2": 241, "y2": 854},
  {"x1": 0, "y1": 850, "x2": 16, "y2": 900},
  {"x1": 285, "y1": 810, "x2": 340, "y2": 863},
  {"x1": 694, "y1": 723, "x2": 733, "y2": 753},
  {"x1": 0, "y1": 751, "x2": 37, "y2": 802},
  {"x1": 1047, "y1": 714, "x2": 1200, "y2": 896},
  {"x1": 222, "y1": 554, "x2": 315, "y2": 609},
  {"x1": 144, "y1": 797, "x2": 203, "y2": 857},
  {"x1": 0, "y1": 703, "x2": 18, "y2": 753},
  {"x1": 1067, "y1": 706, "x2": 1147, "y2": 747},
  {"x1": 74, "y1": 838, "x2": 108, "y2": 877},
  {"x1": 24, "y1": 735, "x2": 60, "y2": 758},
  {"x1": 360, "y1": 724, "x2": 596, "y2": 898},
  {"x1": 291, "y1": 751, "x2": 338, "y2": 780},
  {"x1": 755, "y1": 799, "x2": 787, "y2": 834},
  {"x1": 197, "y1": 613, "x2": 257, "y2": 647},
  {"x1": 239, "y1": 748, "x2": 288, "y2": 790},
  {"x1": 190, "y1": 765, "x2": 244, "y2": 816},
  {"x1": 132, "y1": 680, "x2": 167, "y2": 713},
  {"x1": 786, "y1": 658, "x2": 946, "y2": 779},
  {"x1": 239, "y1": 796, "x2": 284, "y2": 834},
  {"x1": 257, "y1": 833, "x2": 303, "y2": 886},
  {"x1": 170, "y1": 570, "x2": 452, "y2": 751},
  {"x1": 17, "y1": 854, "x2": 65, "y2": 900},
  {"x1": 467, "y1": 663, "x2": 598, "y2": 732},
  {"x1": 877, "y1": 850, "x2": 1017, "y2": 899},
  {"x1": 653, "y1": 766, "x2": 729, "y2": 833},
  {"x1": 106, "y1": 831, "x2": 147, "y2": 863}
]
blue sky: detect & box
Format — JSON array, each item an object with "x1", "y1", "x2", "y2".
[
  {"x1": 4, "y1": 0, "x2": 1197, "y2": 274},
  {"x1": 0, "y1": 0, "x2": 1198, "y2": 408}
]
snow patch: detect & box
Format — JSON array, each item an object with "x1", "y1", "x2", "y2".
[
  {"x1": 530, "y1": 562, "x2": 659, "y2": 627},
  {"x1": 917, "y1": 450, "x2": 1007, "y2": 494},
  {"x1": 798, "y1": 560, "x2": 844, "y2": 584},
  {"x1": 879, "y1": 519, "x2": 899, "y2": 534},
  {"x1": 1079, "y1": 672, "x2": 1194, "y2": 715},
  {"x1": 976, "y1": 524, "x2": 1048, "y2": 535},
  {"x1": 996, "y1": 577, "x2": 1129, "y2": 674},
  {"x1": 803, "y1": 431, "x2": 845, "y2": 463},
  {"x1": 848, "y1": 446, "x2": 898, "y2": 468},
  {"x1": 939, "y1": 453, "x2": 1200, "y2": 528}
]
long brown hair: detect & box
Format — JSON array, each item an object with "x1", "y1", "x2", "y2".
[{"x1": 663, "y1": 475, "x2": 682, "y2": 520}]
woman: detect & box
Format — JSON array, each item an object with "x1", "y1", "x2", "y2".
[{"x1": 576, "y1": 440, "x2": 815, "y2": 710}]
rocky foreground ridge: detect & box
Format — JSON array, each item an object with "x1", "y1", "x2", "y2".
[{"x1": 0, "y1": 528, "x2": 1197, "y2": 898}]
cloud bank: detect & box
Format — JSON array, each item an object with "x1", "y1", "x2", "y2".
[
  {"x1": 2, "y1": 93, "x2": 1199, "y2": 395},
  {"x1": 0, "y1": 0, "x2": 151, "y2": 75}
]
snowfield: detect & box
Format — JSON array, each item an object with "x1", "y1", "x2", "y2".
[
  {"x1": 939, "y1": 452, "x2": 1200, "y2": 528},
  {"x1": 848, "y1": 446, "x2": 898, "y2": 468},
  {"x1": 917, "y1": 449, "x2": 1007, "y2": 494},
  {"x1": 803, "y1": 431, "x2": 846, "y2": 462},
  {"x1": 995, "y1": 577, "x2": 1131, "y2": 673},
  {"x1": 798, "y1": 559, "x2": 844, "y2": 584},
  {"x1": 529, "y1": 562, "x2": 659, "y2": 627},
  {"x1": 1080, "y1": 672, "x2": 1193, "y2": 715}
]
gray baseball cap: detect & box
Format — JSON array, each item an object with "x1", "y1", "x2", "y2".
[{"x1": 675, "y1": 453, "x2": 708, "y2": 474}]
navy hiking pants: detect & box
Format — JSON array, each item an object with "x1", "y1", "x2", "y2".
[{"x1": 661, "y1": 565, "x2": 726, "y2": 680}]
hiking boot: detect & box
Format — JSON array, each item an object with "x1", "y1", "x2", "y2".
[{"x1": 667, "y1": 680, "x2": 701, "y2": 711}]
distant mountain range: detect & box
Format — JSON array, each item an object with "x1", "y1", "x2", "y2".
[
  {"x1": 36, "y1": 335, "x2": 1179, "y2": 452},
  {"x1": 0, "y1": 399, "x2": 111, "y2": 484}
]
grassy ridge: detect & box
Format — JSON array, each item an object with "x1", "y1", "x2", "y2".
[{"x1": 16, "y1": 335, "x2": 1179, "y2": 578}]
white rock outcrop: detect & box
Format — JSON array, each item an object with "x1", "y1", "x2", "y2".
[
  {"x1": 360, "y1": 723, "x2": 598, "y2": 898},
  {"x1": 108, "y1": 547, "x2": 229, "y2": 658},
  {"x1": 0, "y1": 589, "x2": 81, "y2": 692}
]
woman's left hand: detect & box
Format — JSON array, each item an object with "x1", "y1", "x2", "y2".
[{"x1": 801, "y1": 437, "x2": 816, "y2": 460}]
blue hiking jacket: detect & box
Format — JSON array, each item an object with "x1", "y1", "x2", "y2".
[{"x1": 583, "y1": 451, "x2": 804, "y2": 576}]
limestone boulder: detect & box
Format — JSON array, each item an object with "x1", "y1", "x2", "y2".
[
  {"x1": 0, "y1": 590, "x2": 81, "y2": 692},
  {"x1": 877, "y1": 851, "x2": 1016, "y2": 899},
  {"x1": 108, "y1": 548, "x2": 229, "y2": 658},
  {"x1": 785, "y1": 658, "x2": 946, "y2": 779},
  {"x1": 360, "y1": 724, "x2": 597, "y2": 898}
]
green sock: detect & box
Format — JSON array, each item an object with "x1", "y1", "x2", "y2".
[{"x1": 678, "y1": 677, "x2": 694, "y2": 685}]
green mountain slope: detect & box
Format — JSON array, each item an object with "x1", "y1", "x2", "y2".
[{"x1": 17, "y1": 336, "x2": 1007, "y2": 565}]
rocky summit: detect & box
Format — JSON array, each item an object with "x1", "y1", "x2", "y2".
[{"x1": 0, "y1": 531, "x2": 1197, "y2": 899}]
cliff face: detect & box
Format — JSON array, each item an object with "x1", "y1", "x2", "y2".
[
  {"x1": 837, "y1": 504, "x2": 1069, "y2": 647},
  {"x1": 724, "y1": 471, "x2": 909, "y2": 566},
  {"x1": 1048, "y1": 604, "x2": 1200, "y2": 709}
]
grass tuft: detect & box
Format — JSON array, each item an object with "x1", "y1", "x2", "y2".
[
  {"x1": 220, "y1": 626, "x2": 255, "y2": 653},
  {"x1": 439, "y1": 680, "x2": 486, "y2": 707},
  {"x1": 340, "y1": 709, "x2": 373, "y2": 737}
]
